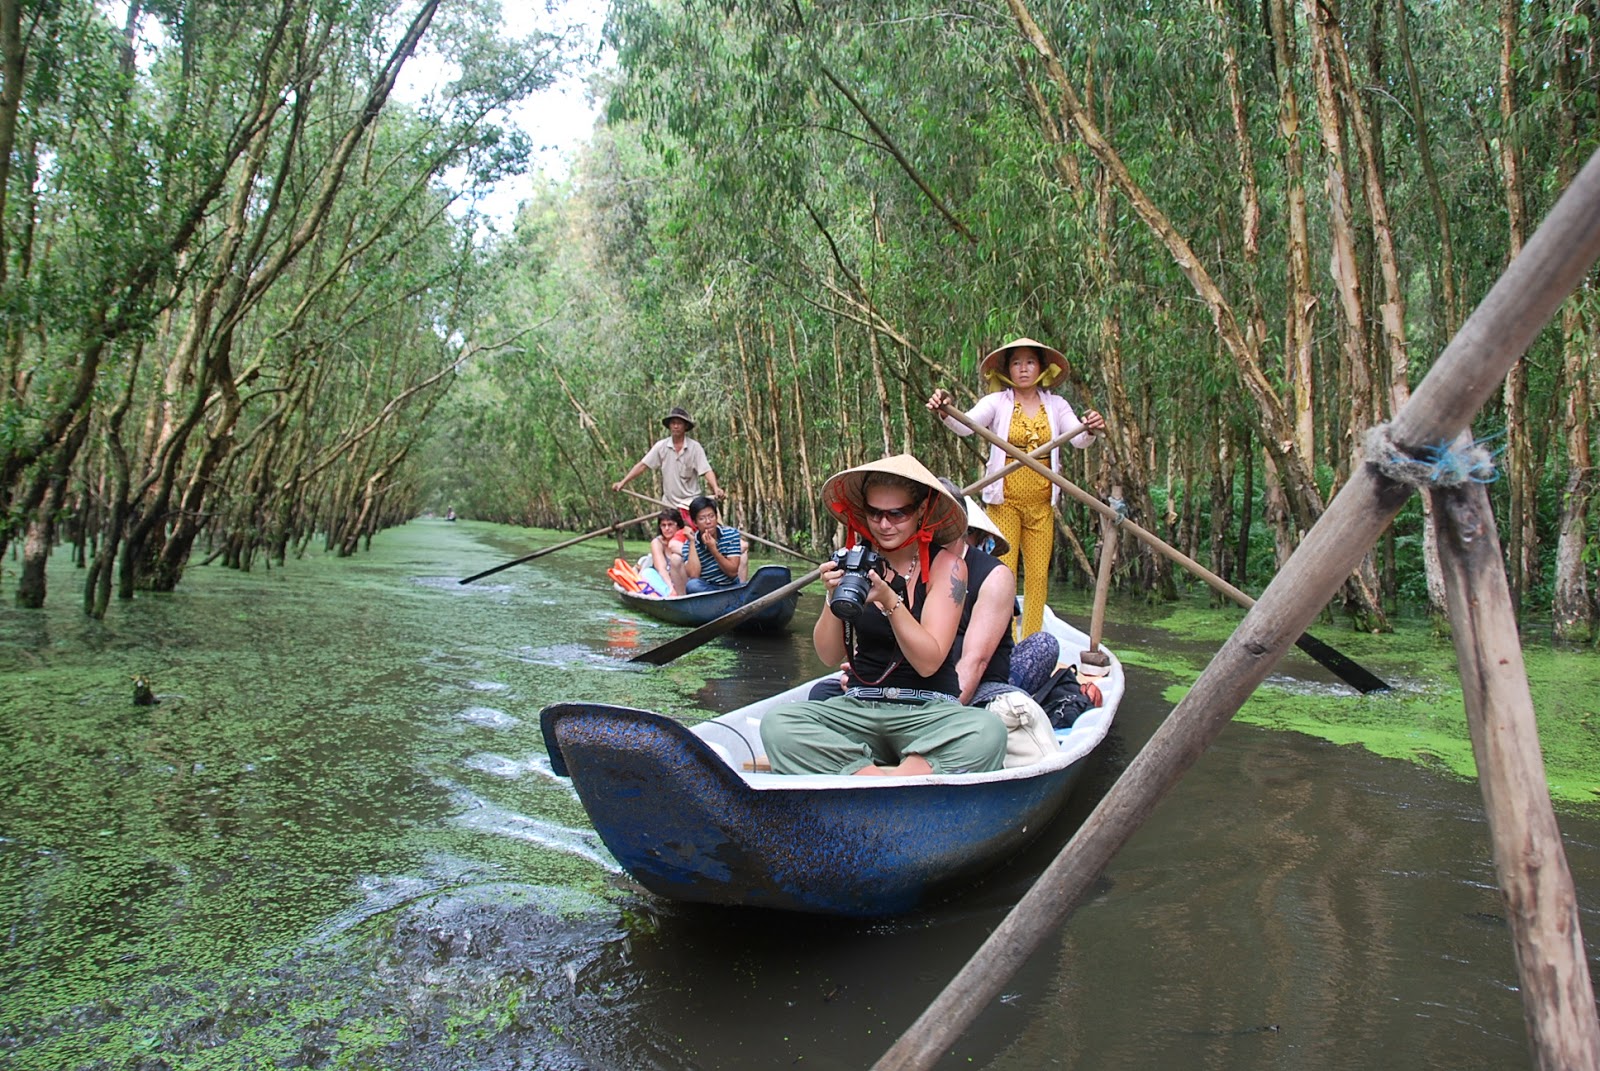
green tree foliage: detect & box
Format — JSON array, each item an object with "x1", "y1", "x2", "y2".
[
  {"x1": 435, "y1": 0, "x2": 1597, "y2": 632},
  {"x1": 0, "y1": 0, "x2": 569, "y2": 613},
  {"x1": 7, "y1": 0, "x2": 1595, "y2": 636}
]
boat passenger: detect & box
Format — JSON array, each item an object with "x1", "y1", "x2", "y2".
[
  {"x1": 682, "y1": 496, "x2": 745, "y2": 593},
  {"x1": 926, "y1": 338, "x2": 1105, "y2": 639},
  {"x1": 944, "y1": 489, "x2": 1059, "y2": 705},
  {"x1": 759, "y1": 455, "x2": 1007, "y2": 777},
  {"x1": 804, "y1": 484, "x2": 1055, "y2": 704},
  {"x1": 612, "y1": 405, "x2": 725, "y2": 509},
  {"x1": 642, "y1": 510, "x2": 690, "y2": 596}
]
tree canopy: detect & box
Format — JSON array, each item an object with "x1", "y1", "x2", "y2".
[{"x1": 3, "y1": 0, "x2": 1596, "y2": 640}]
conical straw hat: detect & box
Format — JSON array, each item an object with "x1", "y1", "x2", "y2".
[
  {"x1": 979, "y1": 337, "x2": 1068, "y2": 393},
  {"x1": 820, "y1": 454, "x2": 967, "y2": 547},
  {"x1": 963, "y1": 496, "x2": 1011, "y2": 557}
]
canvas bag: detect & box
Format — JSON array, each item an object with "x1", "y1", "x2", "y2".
[{"x1": 987, "y1": 690, "x2": 1058, "y2": 769}]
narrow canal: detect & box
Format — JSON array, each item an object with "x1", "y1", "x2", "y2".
[{"x1": 1, "y1": 519, "x2": 1595, "y2": 1069}]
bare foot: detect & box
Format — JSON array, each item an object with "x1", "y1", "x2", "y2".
[
  {"x1": 891, "y1": 755, "x2": 933, "y2": 776},
  {"x1": 861, "y1": 755, "x2": 933, "y2": 777}
]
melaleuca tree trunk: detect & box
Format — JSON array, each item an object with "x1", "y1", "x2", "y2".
[
  {"x1": 13, "y1": 418, "x2": 87, "y2": 608},
  {"x1": 1551, "y1": 20, "x2": 1597, "y2": 643},
  {"x1": 1551, "y1": 307, "x2": 1595, "y2": 642},
  {"x1": 1264, "y1": 0, "x2": 1317, "y2": 466},
  {"x1": 1498, "y1": 0, "x2": 1536, "y2": 615},
  {"x1": 1304, "y1": 0, "x2": 1389, "y2": 630}
]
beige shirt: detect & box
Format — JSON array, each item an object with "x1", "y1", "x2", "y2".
[{"x1": 642, "y1": 437, "x2": 712, "y2": 507}]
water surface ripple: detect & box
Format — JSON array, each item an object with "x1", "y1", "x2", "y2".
[{"x1": 0, "y1": 519, "x2": 1594, "y2": 1069}]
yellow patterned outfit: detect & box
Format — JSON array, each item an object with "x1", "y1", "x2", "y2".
[{"x1": 988, "y1": 404, "x2": 1056, "y2": 639}]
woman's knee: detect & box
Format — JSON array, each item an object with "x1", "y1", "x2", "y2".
[
  {"x1": 973, "y1": 711, "x2": 1008, "y2": 758},
  {"x1": 758, "y1": 703, "x2": 808, "y2": 753},
  {"x1": 929, "y1": 710, "x2": 1008, "y2": 773}
]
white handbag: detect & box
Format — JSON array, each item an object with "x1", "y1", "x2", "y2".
[{"x1": 988, "y1": 690, "x2": 1058, "y2": 769}]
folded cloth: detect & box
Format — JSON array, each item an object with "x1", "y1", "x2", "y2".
[
  {"x1": 1008, "y1": 631, "x2": 1060, "y2": 695},
  {"x1": 808, "y1": 677, "x2": 846, "y2": 701},
  {"x1": 638, "y1": 565, "x2": 673, "y2": 598}
]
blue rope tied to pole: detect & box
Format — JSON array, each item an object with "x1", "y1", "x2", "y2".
[{"x1": 1365, "y1": 425, "x2": 1502, "y2": 488}]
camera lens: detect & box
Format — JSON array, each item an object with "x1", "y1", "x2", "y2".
[{"x1": 829, "y1": 574, "x2": 873, "y2": 620}]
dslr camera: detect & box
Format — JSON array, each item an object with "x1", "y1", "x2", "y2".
[{"x1": 828, "y1": 545, "x2": 888, "y2": 621}]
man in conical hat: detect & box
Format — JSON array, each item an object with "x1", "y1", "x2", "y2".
[
  {"x1": 760, "y1": 455, "x2": 1007, "y2": 777},
  {"x1": 944, "y1": 489, "x2": 1058, "y2": 705}
]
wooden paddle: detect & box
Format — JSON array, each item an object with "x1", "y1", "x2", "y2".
[
  {"x1": 937, "y1": 402, "x2": 1390, "y2": 693},
  {"x1": 614, "y1": 486, "x2": 821, "y2": 564},
  {"x1": 624, "y1": 442, "x2": 1083, "y2": 667},
  {"x1": 457, "y1": 510, "x2": 661, "y2": 585},
  {"x1": 628, "y1": 565, "x2": 823, "y2": 664}
]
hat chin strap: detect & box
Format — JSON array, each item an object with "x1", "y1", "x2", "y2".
[
  {"x1": 912, "y1": 526, "x2": 934, "y2": 580},
  {"x1": 987, "y1": 366, "x2": 1062, "y2": 391}
]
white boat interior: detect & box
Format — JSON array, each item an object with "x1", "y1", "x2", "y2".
[{"x1": 689, "y1": 605, "x2": 1123, "y2": 790}]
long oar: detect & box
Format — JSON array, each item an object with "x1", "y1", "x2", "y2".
[
  {"x1": 622, "y1": 445, "x2": 1087, "y2": 667},
  {"x1": 457, "y1": 510, "x2": 661, "y2": 585},
  {"x1": 628, "y1": 565, "x2": 823, "y2": 664},
  {"x1": 938, "y1": 402, "x2": 1390, "y2": 693},
  {"x1": 614, "y1": 486, "x2": 821, "y2": 564}
]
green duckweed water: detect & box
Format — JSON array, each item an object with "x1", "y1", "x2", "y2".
[
  {"x1": 0, "y1": 520, "x2": 722, "y2": 1069},
  {"x1": 1131, "y1": 600, "x2": 1600, "y2": 806}
]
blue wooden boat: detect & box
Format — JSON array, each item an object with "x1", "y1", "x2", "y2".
[
  {"x1": 612, "y1": 563, "x2": 798, "y2": 633},
  {"x1": 540, "y1": 607, "x2": 1121, "y2": 917}
]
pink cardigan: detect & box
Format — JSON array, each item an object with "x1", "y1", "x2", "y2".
[{"x1": 940, "y1": 389, "x2": 1094, "y2": 505}]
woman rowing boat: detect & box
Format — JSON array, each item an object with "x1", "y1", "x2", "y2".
[{"x1": 926, "y1": 337, "x2": 1106, "y2": 639}]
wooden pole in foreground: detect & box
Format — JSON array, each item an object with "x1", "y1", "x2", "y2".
[
  {"x1": 874, "y1": 146, "x2": 1600, "y2": 1071},
  {"x1": 1430, "y1": 470, "x2": 1600, "y2": 1069}
]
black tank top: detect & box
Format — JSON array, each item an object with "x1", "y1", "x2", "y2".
[
  {"x1": 843, "y1": 552, "x2": 962, "y2": 696},
  {"x1": 949, "y1": 547, "x2": 1014, "y2": 687}
]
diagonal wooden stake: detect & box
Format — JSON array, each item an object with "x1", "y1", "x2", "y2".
[
  {"x1": 873, "y1": 144, "x2": 1600, "y2": 1071},
  {"x1": 1429, "y1": 468, "x2": 1600, "y2": 1069}
]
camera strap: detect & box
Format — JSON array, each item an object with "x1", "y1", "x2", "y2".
[{"x1": 842, "y1": 619, "x2": 903, "y2": 686}]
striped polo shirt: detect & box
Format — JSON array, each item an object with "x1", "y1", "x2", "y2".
[{"x1": 682, "y1": 524, "x2": 742, "y2": 587}]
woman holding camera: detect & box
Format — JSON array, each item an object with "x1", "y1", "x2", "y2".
[{"x1": 759, "y1": 455, "x2": 1007, "y2": 777}]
